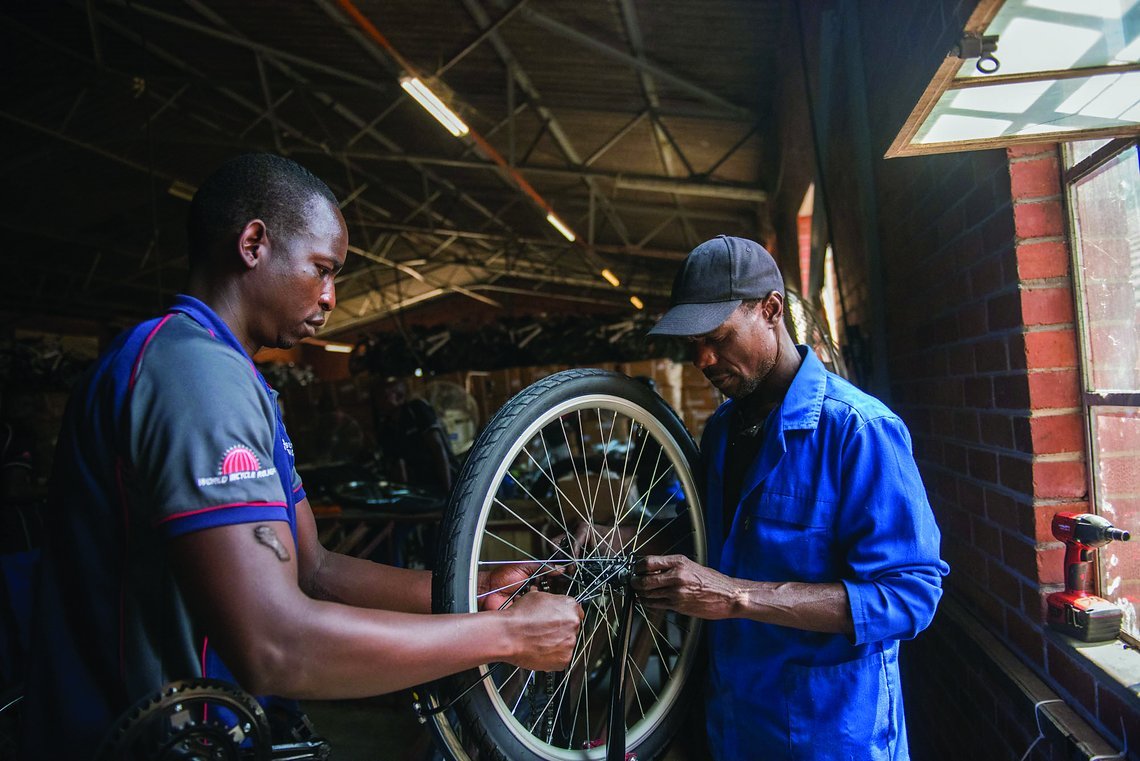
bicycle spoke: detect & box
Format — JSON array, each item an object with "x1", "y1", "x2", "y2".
[
  {"x1": 628, "y1": 513, "x2": 691, "y2": 556},
  {"x1": 625, "y1": 650, "x2": 652, "y2": 718},
  {"x1": 483, "y1": 530, "x2": 544, "y2": 563},
  {"x1": 610, "y1": 414, "x2": 639, "y2": 518},
  {"x1": 490, "y1": 498, "x2": 578, "y2": 564},
  {"x1": 595, "y1": 407, "x2": 620, "y2": 520},
  {"x1": 476, "y1": 565, "x2": 564, "y2": 603},
  {"x1": 522, "y1": 445, "x2": 590, "y2": 529},
  {"x1": 562, "y1": 415, "x2": 592, "y2": 526},
  {"x1": 538, "y1": 426, "x2": 573, "y2": 545},
  {"x1": 510, "y1": 670, "x2": 537, "y2": 717},
  {"x1": 501, "y1": 463, "x2": 578, "y2": 542},
  {"x1": 635, "y1": 606, "x2": 680, "y2": 679}
]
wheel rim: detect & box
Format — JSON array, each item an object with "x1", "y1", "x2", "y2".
[{"x1": 466, "y1": 393, "x2": 705, "y2": 760}]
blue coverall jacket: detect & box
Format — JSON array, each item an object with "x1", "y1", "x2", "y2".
[{"x1": 701, "y1": 347, "x2": 949, "y2": 760}]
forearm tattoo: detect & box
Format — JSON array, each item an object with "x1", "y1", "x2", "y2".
[{"x1": 254, "y1": 525, "x2": 291, "y2": 562}]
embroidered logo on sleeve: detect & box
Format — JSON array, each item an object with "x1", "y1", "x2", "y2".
[{"x1": 196, "y1": 444, "x2": 278, "y2": 487}]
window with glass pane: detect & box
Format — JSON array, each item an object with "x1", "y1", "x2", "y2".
[
  {"x1": 1090, "y1": 407, "x2": 1140, "y2": 635},
  {"x1": 1068, "y1": 139, "x2": 1140, "y2": 638},
  {"x1": 1071, "y1": 146, "x2": 1140, "y2": 392},
  {"x1": 1067, "y1": 138, "x2": 1113, "y2": 168}
]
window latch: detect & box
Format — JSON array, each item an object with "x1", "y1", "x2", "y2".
[{"x1": 951, "y1": 33, "x2": 1001, "y2": 74}]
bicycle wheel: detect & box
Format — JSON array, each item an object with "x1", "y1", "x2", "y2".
[{"x1": 433, "y1": 369, "x2": 706, "y2": 761}]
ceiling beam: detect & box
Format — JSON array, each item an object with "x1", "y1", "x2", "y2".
[
  {"x1": 617, "y1": 0, "x2": 697, "y2": 248},
  {"x1": 103, "y1": 0, "x2": 392, "y2": 94},
  {"x1": 341, "y1": 219, "x2": 689, "y2": 261},
  {"x1": 287, "y1": 148, "x2": 768, "y2": 201},
  {"x1": 325, "y1": 260, "x2": 669, "y2": 334},
  {"x1": 583, "y1": 110, "x2": 648, "y2": 167},
  {"x1": 0, "y1": 109, "x2": 179, "y2": 183},
  {"x1": 436, "y1": 0, "x2": 530, "y2": 77},
  {"x1": 459, "y1": 0, "x2": 633, "y2": 248},
  {"x1": 612, "y1": 175, "x2": 767, "y2": 202},
  {"x1": 346, "y1": 244, "x2": 502, "y2": 308},
  {"x1": 518, "y1": 6, "x2": 754, "y2": 121},
  {"x1": 323, "y1": 285, "x2": 642, "y2": 335}
]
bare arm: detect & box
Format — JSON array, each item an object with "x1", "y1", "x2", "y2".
[
  {"x1": 170, "y1": 505, "x2": 582, "y2": 699},
  {"x1": 632, "y1": 554, "x2": 853, "y2": 636},
  {"x1": 294, "y1": 497, "x2": 432, "y2": 613}
]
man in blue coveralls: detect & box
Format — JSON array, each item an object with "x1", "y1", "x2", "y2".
[
  {"x1": 634, "y1": 236, "x2": 949, "y2": 760},
  {"x1": 21, "y1": 153, "x2": 582, "y2": 758}
]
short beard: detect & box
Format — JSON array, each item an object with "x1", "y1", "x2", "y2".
[
  {"x1": 728, "y1": 336, "x2": 782, "y2": 400},
  {"x1": 727, "y1": 374, "x2": 762, "y2": 400}
]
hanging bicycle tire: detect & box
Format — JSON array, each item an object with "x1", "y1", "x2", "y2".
[{"x1": 432, "y1": 369, "x2": 706, "y2": 761}]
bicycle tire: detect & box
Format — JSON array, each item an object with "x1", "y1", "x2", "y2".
[{"x1": 432, "y1": 369, "x2": 706, "y2": 761}]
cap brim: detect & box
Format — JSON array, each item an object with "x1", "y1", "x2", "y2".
[{"x1": 648, "y1": 300, "x2": 740, "y2": 337}]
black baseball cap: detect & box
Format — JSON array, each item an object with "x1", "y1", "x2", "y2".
[{"x1": 649, "y1": 235, "x2": 784, "y2": 337}]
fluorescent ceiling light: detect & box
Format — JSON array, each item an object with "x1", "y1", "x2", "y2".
[
  {"x1": 323, "y1": 342, "x2": 354, "y2": 353},
  {"x1": 167, "y1": 180, "x2": 197, "y2": 202},
  {"x1": 400, "y1": 76, "x2": 469, "y2": 137},
  {"x1": 630, "y1": 295, "x2": 644, "y2": 310},
  {"x1": 545, "y1": 212, "x2": 576, "y2": 241},
  {"x1": 601, "y1": 268, "x2": 621, "y2": 287}
]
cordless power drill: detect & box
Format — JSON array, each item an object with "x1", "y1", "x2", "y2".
[{"x1": 1046, "y1": 512, "x2": 1131, "y2": 642}]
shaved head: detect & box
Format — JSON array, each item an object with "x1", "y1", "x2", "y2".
[{"x1": 187, "y1": 153, "x2": 337, "y2": 266}]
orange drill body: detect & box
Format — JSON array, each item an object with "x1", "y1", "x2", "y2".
[{"x1": 1046, "y1": 512, "x2": 1130, "y2": 642}]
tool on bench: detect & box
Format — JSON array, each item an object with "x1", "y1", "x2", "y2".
[{"x1": 1046, "y1": 512, "x2": 1131, "y2": 642}]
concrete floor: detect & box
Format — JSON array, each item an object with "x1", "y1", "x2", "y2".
[
  {"x1": 301, "y1": 693, "x2": 708, "y2": 760},
  {"x1": 303, "y1": 695, "x2": 432, "y2": 761}
]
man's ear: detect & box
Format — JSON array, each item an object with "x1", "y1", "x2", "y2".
[
  {"x1": 237, "y1": 220, "x2": 268, "y2": 270},
  {"x1": 763, "y1": 292, "x2": 784, "y2": 325}
]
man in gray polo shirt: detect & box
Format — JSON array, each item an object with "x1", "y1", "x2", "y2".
[{"x1": 22, "y1": 154, "x2": 583, "y2": 758}]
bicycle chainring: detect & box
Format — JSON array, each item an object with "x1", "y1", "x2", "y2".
[{"x1": 97, "y1": 679, "x2": 271, "y2": 761}]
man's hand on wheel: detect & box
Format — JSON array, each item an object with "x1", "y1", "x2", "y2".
[
  {"x1": 479, "y1": 560, "x2": 570, "y2": 611},
  {"x1": 501, "y1": 591, "x2": 584, "y2": 672},
  {"x1": 633, "y1": 554, "x2": 740, "y2": 620}
]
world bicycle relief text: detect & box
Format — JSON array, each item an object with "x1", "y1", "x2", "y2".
[{"x1": 197, "y1": 466, "x2": 278, "y2": 487}]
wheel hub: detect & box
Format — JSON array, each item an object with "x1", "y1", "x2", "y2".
[{"x1": 574, "y1": 556, "x2": 635, "y2": 600}]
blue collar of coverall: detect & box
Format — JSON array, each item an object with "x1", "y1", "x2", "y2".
[
  {"x1": 773, "y1": 344, "x2": 827, "y2": 433},
  {"x1": 723, "y1": 344, "x2": 827, "y2": 439}
]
